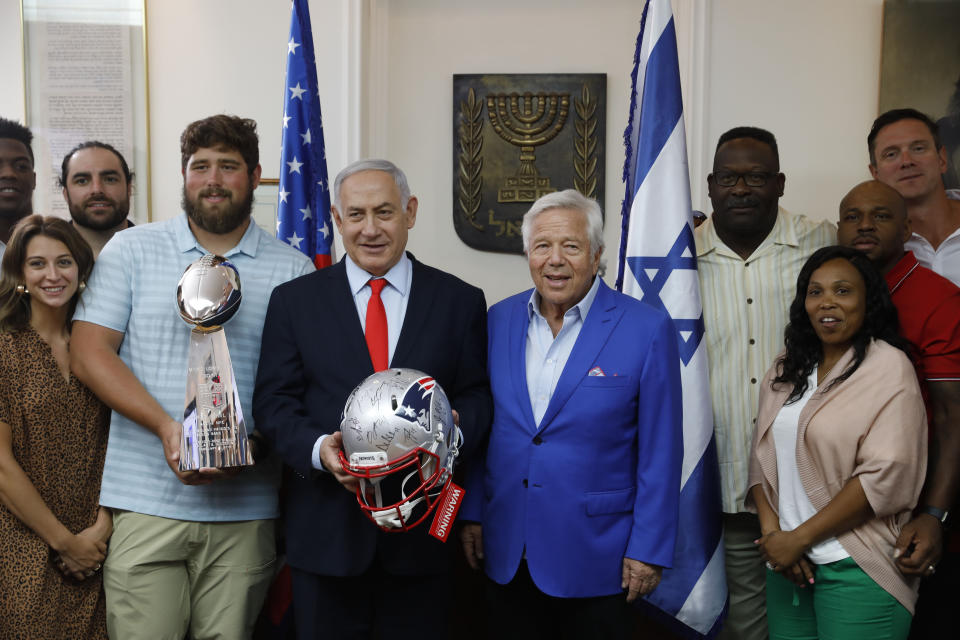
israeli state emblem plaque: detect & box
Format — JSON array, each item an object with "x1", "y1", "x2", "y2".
[{"x1": 453, "y1": 73, "x2": 607, "y2": 255}]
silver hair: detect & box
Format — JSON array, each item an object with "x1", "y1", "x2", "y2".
[
  {"x1": 520, "y1": 189, "x2": 605, "y2": 255},
  {"x1": 333, "y1": 159, "x2": 411, "y2": 210}
]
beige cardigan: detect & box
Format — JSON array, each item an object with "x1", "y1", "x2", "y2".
[{"x1": 747, "y1": 339, "x2": 927, "y2": 612}]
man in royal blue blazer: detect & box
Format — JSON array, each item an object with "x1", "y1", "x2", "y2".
[
  {"x1": 459, "y1": 189, "x2": 683, "y2": 639},
  {"x1": 253, "y1": 160, "x2": 492, "y2": 639}
]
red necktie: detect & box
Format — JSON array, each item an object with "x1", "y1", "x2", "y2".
[{"x1": 365, "y1": 278, "x2": 389, "y2": 372}]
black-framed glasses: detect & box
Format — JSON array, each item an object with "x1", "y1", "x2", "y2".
[{"x1": 711, "y1": 171, "x2": 777, "y2": 187}]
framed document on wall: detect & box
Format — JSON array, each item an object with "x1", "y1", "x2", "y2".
[{"x1": 21, "y1": 0, "x2": 151, "y2": 222}]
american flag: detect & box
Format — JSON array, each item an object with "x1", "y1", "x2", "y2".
[
  {"x1": 616, "y1": 0, "x2": 727, "y2": 637},
  {"x1": 258, "y1": 3, "x2": 335, "y2": 635},
  {"x1": 277, "y1": 0, "x2": 334, "y2": 269}
]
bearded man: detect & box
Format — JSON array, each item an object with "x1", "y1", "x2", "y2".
[
  {"x1": 60, "y1": 141, "x2": 135, "y2": 258},
  {"x1": 70, "y1": 115, "x2": 314, "y2": 640}
]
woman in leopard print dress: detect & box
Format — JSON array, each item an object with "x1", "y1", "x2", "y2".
[{"x1": 0, "y1": 216, "x2": 110, "y2": 639}]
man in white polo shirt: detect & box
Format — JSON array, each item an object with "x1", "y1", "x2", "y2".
[
  {"x1": 869, "y1": 108, "x2": 960, "y2": 287},
  {"x1": 71, "y1": 114, "x2": 314, "y2": 640}
]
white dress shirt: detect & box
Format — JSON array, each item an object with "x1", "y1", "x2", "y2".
[
  {"x1": 312, "y1": 253, "x2": 413, "y2": 470},
  {"x1": 904, "y1": 188, "x2": 960, "y2": 287}
]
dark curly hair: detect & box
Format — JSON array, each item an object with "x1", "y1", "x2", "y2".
[
  {"x1": 0, "y1": 117, "x2": 33, "y2": 164},
  {"x1": 773, "y1": 245, "x2": 908, "y2": 403},
  {"x1": 180, "y1": 115, "x2": 259, "y2": 174},
  {"x1": 58, "y1": 140, "x2": 134, "y2": 188}
]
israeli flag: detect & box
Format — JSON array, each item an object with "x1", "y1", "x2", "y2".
[{"x1": 615, "y1": 1, "x2": 727, "y2": 637}]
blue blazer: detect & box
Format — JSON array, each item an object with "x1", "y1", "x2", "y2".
[{"x1": 461, "y1": 280, "x2": 683, "y2": 598}]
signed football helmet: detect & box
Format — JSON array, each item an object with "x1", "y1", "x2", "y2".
[{"x1": 338, "y1": 368, "x2": 462, "y2": 531}]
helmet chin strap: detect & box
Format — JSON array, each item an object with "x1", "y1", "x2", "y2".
[
  {"x1": 365, "y1": 437, "x2": 451, "y2": 529},
  {"x1": 371, "y1": 493, "x2": 419, "y2": 529},
  {"x1": 445, "y1": 426, "x2": 464, "y2": 471}
]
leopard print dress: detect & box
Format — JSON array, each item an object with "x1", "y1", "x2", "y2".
[{"x1": 0, "y1": 327, "x2": 110, "y2": 640}]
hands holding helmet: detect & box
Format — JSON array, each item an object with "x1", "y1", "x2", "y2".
[
  {"x1": 318, "y1": 431, "x2": 359, "y2": 492},
  {"x1": 335, "y1": 369, "x2": 463, "y2": 533}
]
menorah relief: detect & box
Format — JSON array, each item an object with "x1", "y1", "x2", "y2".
[
  {"x1": 487, "y1": 92, "x2": 570, "y2": 203},
  {"x1": 452, "y1": 74, "x2": 606, "y2": 255}
]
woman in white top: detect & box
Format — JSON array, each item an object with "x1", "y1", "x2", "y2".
[{"x1": 748, "y1": 246, "x2": 926, "y2": 639}]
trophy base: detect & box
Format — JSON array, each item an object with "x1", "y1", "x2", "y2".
[{"x1": 180, "y1": 328, "x2": 254, "y2": 471}]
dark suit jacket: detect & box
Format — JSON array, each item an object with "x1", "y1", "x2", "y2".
[{"x1": 253, "y1": 254, "x2": 492, "y2": 577}]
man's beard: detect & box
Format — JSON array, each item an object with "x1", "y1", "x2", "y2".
[
  {"x1": 67, "y1": 195, "x2": 130, "y2": 231},
  {"x1": 181, "y1": 184, "x2": 253, "y2": 235}
]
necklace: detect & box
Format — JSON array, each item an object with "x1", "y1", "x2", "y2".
[{"x1": 816, "y1": 359, "x2": 839, "y2": 387}]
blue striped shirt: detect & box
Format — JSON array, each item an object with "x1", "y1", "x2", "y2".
[
  {"x1": 74, "y1": 214, "x2": 314, "y2": 521},
  {"x1": 525, "y1": 276, "x2": 600, "y2": 425}
]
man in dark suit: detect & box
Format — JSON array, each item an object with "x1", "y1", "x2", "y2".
[
  {"x1": 253, "y1": 159, "x2": 492, "y2": 639},
  {"x1": 459, "y1": 189, "x2": 683, "y2": 639}
]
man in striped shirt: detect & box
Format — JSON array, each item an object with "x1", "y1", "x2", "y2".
[{"x1": 695, "y1": 127, "x2": 835, "y2": 640}]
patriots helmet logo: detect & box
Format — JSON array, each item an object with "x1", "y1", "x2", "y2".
[{"x1": 395, "y1": 376, "x2": 436, "y2": 431}]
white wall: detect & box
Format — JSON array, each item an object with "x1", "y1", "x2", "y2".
[
  {"x1": 370, "y1": 0, "x2": 883, "y2": 302},
  {"x1": 0, "y1": 2, "x2": 25, "y2": 120},
  {"x1": 1, "y1": 0, "x2": 887, "y2": 305},
  {"x1": 144, "y1": 0, "x2": 349, "y2": 224},
  {"x1": 705, "y1": 0, "x2": 883, "y2": 222},
  {"x1": 372, "y1": 0, "x2": 647, "y2": 303}
]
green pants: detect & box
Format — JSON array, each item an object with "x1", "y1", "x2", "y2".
[{"x1": 766, "y1": 557, "x2": 911, "y2": 640}]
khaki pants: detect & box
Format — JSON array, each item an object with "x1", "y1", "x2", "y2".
[
  {"x1": 718, "y1": 512, "x2": 769, "y2": 640},
  {"x1": 103, "y1": 511, "x2": 275, "y2": 640}
]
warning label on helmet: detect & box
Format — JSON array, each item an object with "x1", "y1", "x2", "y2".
[{"x1": 428, "y1": 482, "x2": 465, "y2": 542}]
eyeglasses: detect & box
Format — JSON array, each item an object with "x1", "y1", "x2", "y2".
[{"x1": 711, "y1": 171, "x2": 777, "y2": 187}]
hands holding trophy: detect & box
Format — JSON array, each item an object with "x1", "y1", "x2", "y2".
[{"x1": 176, "y1": 254, "x2": 253, "y2": 471}]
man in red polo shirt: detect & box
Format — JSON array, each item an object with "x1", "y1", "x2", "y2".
[{"x1": 838, "y1": 179, "x2": 960, "y2": 637}]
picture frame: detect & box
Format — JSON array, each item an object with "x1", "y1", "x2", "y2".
[
  {"x1": 21, "y1": 0, "x2": 151, "y2": 222},
  {"x1": 252, "y1": 177, "x2": 279, "y2": 234}
]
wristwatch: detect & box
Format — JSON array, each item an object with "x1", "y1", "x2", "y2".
[{"x1": 921, "y1": 505, "x2": 950, "y2": 526}]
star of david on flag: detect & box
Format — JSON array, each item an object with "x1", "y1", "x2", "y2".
[
  {"x1": 615, "y1": 1, "x2": 727, "y2": 637},
  {"x1": 277, "y1": 0, "x2": 335, "y2": 269}
]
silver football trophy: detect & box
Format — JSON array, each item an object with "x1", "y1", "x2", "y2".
[{"x1": 176, "y1": 254, "x2": 253, "y2": 470}]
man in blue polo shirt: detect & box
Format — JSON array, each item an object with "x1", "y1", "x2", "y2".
[{"x1": 71, "y1": 114, "x2": 314, "y2": 640}]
